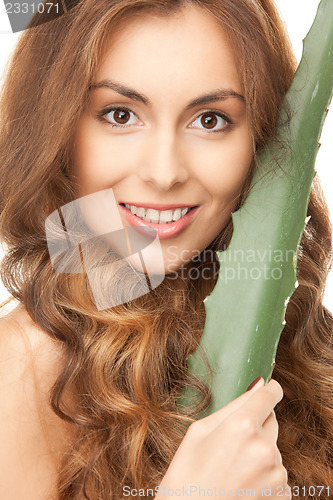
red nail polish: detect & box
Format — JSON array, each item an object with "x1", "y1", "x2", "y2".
[{"x1": 246, "y1": 376, "x2": 262, "y2": 392}]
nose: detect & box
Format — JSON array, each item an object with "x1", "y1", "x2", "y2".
[{"x1": 138, "y1": 129, "x2": 189, "y2": 191}]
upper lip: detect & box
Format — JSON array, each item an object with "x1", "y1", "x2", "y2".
[{"x1": 120, "y1": 202, "x2": 198, "y2": 210}]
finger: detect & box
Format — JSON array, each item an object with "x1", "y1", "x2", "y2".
[
  {"x1": 261, "y1": 411, "x2": 283, "y2": 466},
  {"x1": 197, "y1": 377, "x2": 265, "y2": 430},
  {"x1": 262, "y1": 410, "x2": 278, "y2": 443},
  {"x1": 241, "y1": 379, "x2": 283, "y2": 427}
]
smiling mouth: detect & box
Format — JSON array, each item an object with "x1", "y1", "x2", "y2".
[
  {"x1": 120, "y1": 203, "x2": 198, "y2": 224},
  {"x1": 118, "y1": 203, "x2": 200, "y2": 240}
]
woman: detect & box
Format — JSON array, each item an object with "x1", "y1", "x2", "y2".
[{"x1": 0, "y1": 0, "x2": 332, "y2": 498}]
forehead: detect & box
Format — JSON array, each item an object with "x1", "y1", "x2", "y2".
[{"x1": 94, "y1": 4, "x2": 242, "y2": 97}]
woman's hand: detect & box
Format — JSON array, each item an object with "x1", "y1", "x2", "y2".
[{"x1": 157, "y1": 378, "x2": 292, "y2": 499}]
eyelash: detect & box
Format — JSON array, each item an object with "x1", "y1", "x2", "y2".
[{"x1": 96, "y1": 105, "x2": 234, "y2": 133}]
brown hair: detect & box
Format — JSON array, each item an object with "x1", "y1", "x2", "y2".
[{"x1": 0, "y1": 0, "x2": 332, "y2": 498}]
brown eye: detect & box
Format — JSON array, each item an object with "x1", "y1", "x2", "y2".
[
  {"x1": 190, "y1": 111, "x2": 229, "y2": 132},
  {"x1": 101, "y1": 107, "x2": 139, "y2": 127},
  {"x1": 113, "y1": 109, "x2": 131, "y2": 124},
  {"x1": 201, "y1": 112, "x2": 218, "y2": 129}
]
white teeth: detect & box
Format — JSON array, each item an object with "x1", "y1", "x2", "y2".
[
  {"x1": 172, "y1": 208, "x2": 182, "y2": 221},
  {"x1": 136, "y1": 207, "x2": 146, "y2": 218},
  {"x1": 159, "y1": 209, "x2": 173, "y2": 223},
  {"x1": 123, "y1": 204, "x2": 192, "y2": 224},
  {"x1": 146, "y1": 208, "x2": 160, "y2": 223}
]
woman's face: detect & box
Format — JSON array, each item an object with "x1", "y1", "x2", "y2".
[{"x1": 72, "y1": 4, "x2": 253, "y2": 274}]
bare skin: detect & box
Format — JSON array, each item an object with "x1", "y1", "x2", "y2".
[{"x1": 0, "y1": 303, "x2": 74, "y2": 499}]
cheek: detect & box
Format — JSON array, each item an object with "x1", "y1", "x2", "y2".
[
  {"x1": 192, "y1": 133, "x2": 253, "y2": 202},
  {"x1": 72, "y1": 122, "x2": 134, "y2": 195}
]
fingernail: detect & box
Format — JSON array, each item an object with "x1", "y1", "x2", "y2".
[{"x1": 246, "y1": 376, "x2": 262, "y2": 392}]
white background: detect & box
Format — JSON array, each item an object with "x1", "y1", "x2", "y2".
[{"x1": 0, "y1": 0, "x2": 332, "y2": 309}]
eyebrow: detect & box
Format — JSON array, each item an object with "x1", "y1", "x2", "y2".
[{"x1": 89, "y1": 79, "x2": 245, "y2": 109}]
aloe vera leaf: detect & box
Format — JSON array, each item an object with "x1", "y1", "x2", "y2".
[{"x1": 179, "y1": 0, "x2": 333, "y2": 415}]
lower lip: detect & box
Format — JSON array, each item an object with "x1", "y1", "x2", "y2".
[{"x1": 118, "y1": 204, "x2": 200, "y2": 239}]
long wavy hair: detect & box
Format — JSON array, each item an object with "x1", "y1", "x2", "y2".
[{"x1": 0, "y1": 0, "x2": 332, "y2": 498}]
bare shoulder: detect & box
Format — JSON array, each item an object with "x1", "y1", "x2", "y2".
[
  {"x1": 0, "y1": 302, "x2": 64, "y2": 368},
  {"x1": 0, "y1": 303, "x2": 68, "y2": 412},
  {"x1": 0, "y1": 303, "x2": 74, "y2": 499}
]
